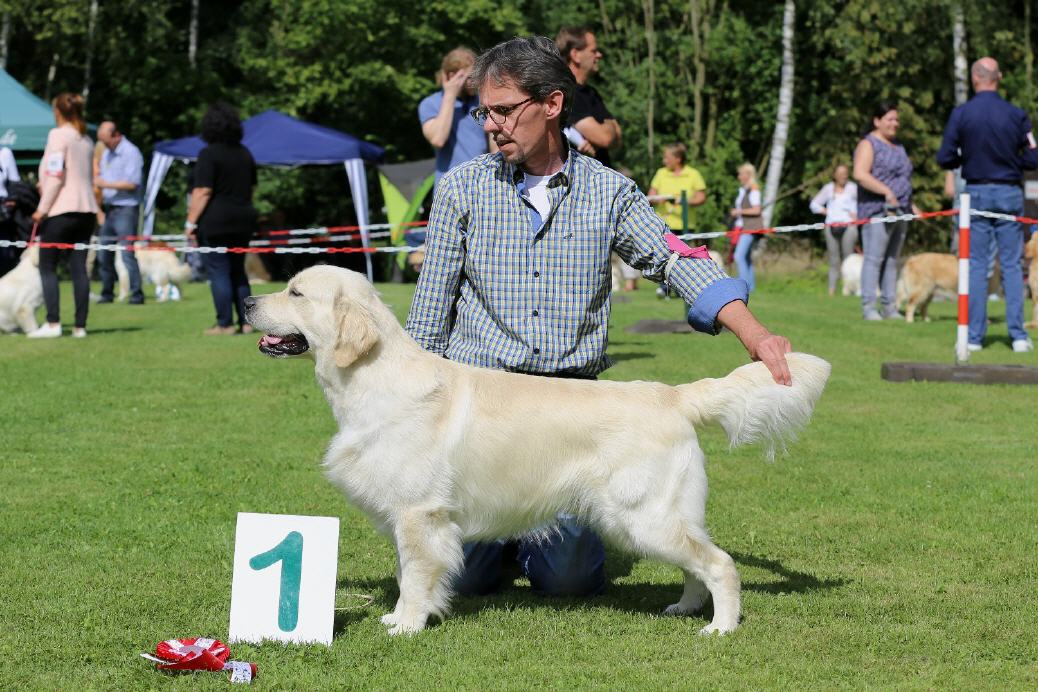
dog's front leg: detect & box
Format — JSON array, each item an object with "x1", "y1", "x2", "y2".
[
  {"x1": 15, "y1": 304, "x2": 39, "y2": 334},
  {"x1": 384, "y1": 508, "x2": 463, "y2": 636}
]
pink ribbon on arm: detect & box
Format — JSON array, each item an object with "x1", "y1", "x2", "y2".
[{"x1": 664, "y1": 232, "x2": 712, "y2": 259}]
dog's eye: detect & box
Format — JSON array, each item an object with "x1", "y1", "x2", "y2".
[{"x1": 289, "y1": 288, "x2": 303, "y2": 298}]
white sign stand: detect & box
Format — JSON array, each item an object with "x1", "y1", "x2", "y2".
[{"x1": 229, "y1": 512, "x2": 340, "y2": 645}]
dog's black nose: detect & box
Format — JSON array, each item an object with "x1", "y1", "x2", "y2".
[{"x1": 244, "y1": 296, "x2": 256, "y2": 310}]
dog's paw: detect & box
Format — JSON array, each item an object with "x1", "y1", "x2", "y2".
[
  {"x1": 697, "y1": 620, "x2": 738, "y2": 636},
  {"x1": 663, "y1": 603, "x2": 695, "y2": 616},
  {"x1": 380, "y1": 612, "x2": 400, "y2": 627},
  {"x1": 387, "y1": 619, "x2": 426, "y2": 636}
]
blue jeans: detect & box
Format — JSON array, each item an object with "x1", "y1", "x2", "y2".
[
  {"x1": 860, "y1": 219, "x2": 906, "y2": 316},
  {"x1": 965, "y1": 184, "x2": 1028, "y2": 344},
  {"x1": 201, "y1": 252, "x2": 251, "y2": 327},
  {"x1": 453, "y1": 515, "x2": 606, "y2": 597},
  {"x1": 733, "y1": 233, "x2": 757, "y2": 292},
  {"x1": 98, "y1": 205, "x2": 143, "y2": 302}
]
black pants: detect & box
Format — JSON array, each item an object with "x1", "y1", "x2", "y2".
[{"x1": 38, "y1": 212, "x2": 96, "y2": 328}]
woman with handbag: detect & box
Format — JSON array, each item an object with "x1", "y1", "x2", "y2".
[
  {"x1": 810, "y1": 164, "x2": 859, "y2": 296},
  {"x1": 729, "y1": 163, "x2": 763, "y2": 292}
]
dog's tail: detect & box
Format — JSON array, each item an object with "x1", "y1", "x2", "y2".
[{"x1": 676, "y1": 352, "x2": 830, "y2": 460}]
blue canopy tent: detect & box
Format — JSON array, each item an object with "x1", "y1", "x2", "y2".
[{"x1": 142, "y1": 109, "x2": 385, "y2": 279}]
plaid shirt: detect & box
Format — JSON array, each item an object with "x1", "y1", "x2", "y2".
[{"x1": 405, "y1": 150, "x2": 747, "y2": 376}]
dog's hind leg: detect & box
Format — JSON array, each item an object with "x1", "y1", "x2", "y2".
[
  {"x1": 385, "y1": 507, "x2": 463, "y2": 635},
  {"x1": 617, "y1": 512, "x2": 741, "y2": 635},
  {"x1": 15, "y1": 303, "x2": 39, "y2": 334}
]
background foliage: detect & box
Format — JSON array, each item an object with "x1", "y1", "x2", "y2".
[{"x1": 3, "y1": 0, "x2": 1037, "y2": 246}]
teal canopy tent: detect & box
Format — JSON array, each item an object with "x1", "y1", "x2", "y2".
[{"x1": 0, "y1": 69, "x2": 55, "y2": 162}]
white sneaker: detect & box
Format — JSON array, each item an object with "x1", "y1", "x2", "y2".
[
  {"x1": 72, "y1": 328, "x2": 87, "y2": 339},
  {"x1": 1012, "y1": 338, "x2": 1034, "y2": 353},
  {"x1": 28, "y1": 323, "x2": 62, "y2": 338},
  {"x1": 967, "y1": 342, "x2": 983, "y2": 352}
]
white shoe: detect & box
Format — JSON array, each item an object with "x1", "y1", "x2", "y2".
[
  {"x1": 72, "y1": 328, "x2": 87, "y2": 339},
  {"x1": 27, "y1": 323, "x2": 62, "y2": 338},
  {"x1": 1012, "y1": 338, "x2": 1034, "y2": 353},
  {"x1": 967, "y1": 342, "x2": 983, "y2": 352}
]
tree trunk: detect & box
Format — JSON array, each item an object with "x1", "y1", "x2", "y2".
[
  {"x1": 762, "y1": 0, "x2": 795, "y2": 227},
  {"x1": 952, "y1": 2, "x2": 968, "y2": 106},
  {"x1": 688, "y1": 0, "x2": 717, "y2": 158},
  {"x1": 189, "y1": 0, "x2": 200, "y2": 68},
  {"x1": 45, "y1": 52, "x2": 59, "y2": 101},
  {"x1": 642, "y1": 0, "x2": 656, "y2": 167},
  {"x1": 0, "y1": 12, "x2": 10, "y2": 71},
  {"x1": 83, "y1": 0, "x2": 99, "y2": 105},
  {"x1": 1025, "y1": 0, "x2": 1033, "y2": 105}
]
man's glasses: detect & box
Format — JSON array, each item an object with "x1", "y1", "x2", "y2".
[{"x1": 470, "y1": 97, "x2": 534, "y2": 126}]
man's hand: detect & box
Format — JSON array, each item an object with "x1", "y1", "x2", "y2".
[
  {"x1": 716, "y1": 300, "x2": 793, "y2": 385},
  {"x1": 577, "y1": 140, "x2": 596, "y2": 156},
  {"x1": 442, "y1": 69, "x2": 469, "y2": 100},
  {"x1": 31, "y1": 210, "x2": 46, "y2": 223}
]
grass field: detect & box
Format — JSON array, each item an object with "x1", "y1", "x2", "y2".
[{"x1": 2, "y1": 269, "x2": 1037, "y2": 689}]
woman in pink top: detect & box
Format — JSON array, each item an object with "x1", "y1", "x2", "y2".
[{"x1": 28, "y1": 93, "x2": 99, "y2": 338}]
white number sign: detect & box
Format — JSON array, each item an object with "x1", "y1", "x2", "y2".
[{"x1": 228, "y1": 512, "x2": 340, "y2": 645}]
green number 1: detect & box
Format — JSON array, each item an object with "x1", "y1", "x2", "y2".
[{"x1": 249, "y1": 531, "x2": 304, "y2": 632}]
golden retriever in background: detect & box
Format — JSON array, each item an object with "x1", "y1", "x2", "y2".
[
  {"x1": 115, "y1": 244, "x2": 192, "y2": 302},
  {"x1": 245, "y1": 265, "x2": 830, "y2": 636},
  {"x1": 896, "y1": 252, "x2": 959, "y2": 323},
  {"x1": 1025, "y1": 233, "x2": 1038, "y2": 328},
  {"x1": 0, "y1": 244, "x2": 43, "y2": 333}
]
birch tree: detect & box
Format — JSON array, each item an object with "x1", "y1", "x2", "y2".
[
  {"x1": 642, "y1": 0, "x2": 656, "y2": 164},
  {"x1": 189, "y1": 0, "x2": 199, "y2": 68},
  {"x1": 952, "y1": 1, "x2": 968, "y2": 106},
  {"x1": 82, "y1": 0, "x2": 98, "y2": 104},
  {"x1": 1, "y1": 11, "x2": 10, "y2": 70},
  {"x1": 761, "y1": 0, "x2": 794, "y2": 227}
]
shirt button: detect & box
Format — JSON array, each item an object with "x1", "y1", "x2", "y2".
[
  {"x1": 533, "y1": 271, "x2": 540, "y2": 277},
  {"x1": 533, "y1": 348, "x2": 540, "y2": 355},
  {"x1": 532, "y1": 309, "x2": 539, "y2": 316}
]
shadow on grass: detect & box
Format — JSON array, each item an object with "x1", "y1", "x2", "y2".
[
  {"x1": 609, "y1": 351, "x2": 655, "y2": 363},
  {"x1": 331, "y1": 550, "x2": 844, "y2": 634},
  {"x1": 78, "y1": 326, "x2": 143, "y2": 334}
]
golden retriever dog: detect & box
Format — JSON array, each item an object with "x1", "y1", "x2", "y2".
[
  {"x1": 840, "y1": 253, "x2": 863, "y2": 297},
  {"x1": 0, "y1": 244, "x2": 43, "y2": 334},
  {"x1": 1025, "y1": 233, "x2": 1038, "y2": 328},
  {"x1": 896, "y1": 252, "x2": 958, "y2": 323},
  {"x1": 245, "y1": 266, "x2": 830, "y2": 636},
  {"x1": 115, "y1": 244, "x2": 192, "y2": 302}
]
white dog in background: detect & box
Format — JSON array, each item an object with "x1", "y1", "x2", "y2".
[
  {"x1": 246, "y1": 266, "x2": 830, "y2": 636},
  {"x1": 114, "y1": 244, "x2": 192, "y2": 302},
  {"x1": 840, "y1": 253, "x2": 863, "y2": 296},
  {"x1": 0, "y1": 244, "x2": 43, "y2": 334}
]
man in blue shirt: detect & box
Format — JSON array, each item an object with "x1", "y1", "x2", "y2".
[
  {"x1": 937, "y1": 57, "x2": 1037, "y2": 352},
  {"x1": 96, "y1": 121, "x2": 145, "y2": 304},
  {"x1": 418, "y1": 47, "x2": 495, "y2": 185},
  {"x1": 406, "y1": 36, "x2": 793, "y2": 601}
]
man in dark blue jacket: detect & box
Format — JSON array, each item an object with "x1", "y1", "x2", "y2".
[{"x1": 938, "y1": 56, "x2": 1037, "y2": 353}]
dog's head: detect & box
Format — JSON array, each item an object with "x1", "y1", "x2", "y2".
[{"x1": 245, "y1": 265, "x2": 380, "y2": 369}]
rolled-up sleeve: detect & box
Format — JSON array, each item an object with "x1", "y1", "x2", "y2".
[
  {"x1": 405, "y1": 176, "x2": 467, "y2": 354},
  {"x1": 612, "y1": 183, "x2": 745, "y2": 334}
]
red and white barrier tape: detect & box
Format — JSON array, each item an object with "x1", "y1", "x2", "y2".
[{"x1": 2, "y1": 208, "x2": 1010, "y2": 256}]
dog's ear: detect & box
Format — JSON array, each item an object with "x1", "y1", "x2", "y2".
[{"x1": 333, "y1": 293, "x2": 379, "y2": 368}]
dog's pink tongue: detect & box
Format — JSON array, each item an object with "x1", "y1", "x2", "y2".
[{"x1": 260, "y1": 335, "x2": 283, "y2": 346}]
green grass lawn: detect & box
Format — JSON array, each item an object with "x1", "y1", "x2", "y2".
[{"x1": 2, "y1": 270, "x2": 1036, "y2": 689}]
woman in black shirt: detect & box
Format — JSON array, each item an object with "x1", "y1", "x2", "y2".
[{"x1": 185, "y1": 103, "x2": 258, "y2": 335}]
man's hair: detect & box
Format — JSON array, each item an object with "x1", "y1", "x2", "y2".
[
  {"x1": 437, "y1": 47, "x2": 477, "y2": 86},
  {"x1": 200, "y1": 102, "x2": 244, "y2": 145},
  {"x1": 469, "y1": 36, "x2": 576, "y2": 128},
  {"x1": 971, "y1": 58, "x2": 1000, "y2": 84},
  {"x1": 555, "y1": 26, "x2": 593, "y2": 62},
  {"x1": 663, "y1": 142, "x2": 687, "y2": 165}
]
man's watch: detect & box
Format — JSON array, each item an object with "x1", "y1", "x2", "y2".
[{"x1": 184, "y1": 221, "x2": 198, "y2": 230}]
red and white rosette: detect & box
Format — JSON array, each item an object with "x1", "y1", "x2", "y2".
[{"x1": 141, "y1": 637, "x2": 256, "y2": 684}]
